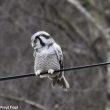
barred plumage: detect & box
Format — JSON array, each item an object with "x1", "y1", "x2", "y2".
[{"x1": 31, "y1": 31, "x2": 69, "y2": 89}]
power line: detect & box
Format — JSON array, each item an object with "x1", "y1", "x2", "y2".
[{"x1": 0, "y1": 62, "x2": 110, "y2": 81}]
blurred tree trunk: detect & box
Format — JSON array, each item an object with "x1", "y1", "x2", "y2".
[{"x1": 0, "y1": 0, "x2": 108, "y2": 110}]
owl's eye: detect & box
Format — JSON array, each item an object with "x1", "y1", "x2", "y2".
[
  {"x1": 34, "y1": 38, "x2": 38, "y2": 43},
  {"x1": 34, "y1": 40, "x2": 36, "y2": 43}
]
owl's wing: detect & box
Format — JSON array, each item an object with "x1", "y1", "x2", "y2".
[{"x1": 53, "y1": 43, "x2": 64, "y2": 69}]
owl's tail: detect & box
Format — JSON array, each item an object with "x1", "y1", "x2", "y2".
[{"x1": 52, "y1": 73, "x2": 69, "y2": 89}]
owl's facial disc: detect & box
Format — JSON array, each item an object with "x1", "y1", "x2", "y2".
[{"x1": 31, "y1": 31, "x2": 53, "y2": 49}]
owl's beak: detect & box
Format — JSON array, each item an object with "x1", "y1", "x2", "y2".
[
  {"x1": 31, "y1": 43, "x2": 37, "y2": 50},
  {"x1": 31, "y1": 43, "x2": 33, "y2": 47},
  {"x1": 31, "y1": 43, "x2": 35, "y2": 47}
]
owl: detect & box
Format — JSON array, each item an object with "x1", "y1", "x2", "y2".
[{"x1": 31, "y1": 31, "x2": 69, "y2": 89}]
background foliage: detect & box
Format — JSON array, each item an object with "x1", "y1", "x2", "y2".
[{"x1": 0, "y1": 0, "x2": 109, "y2": 110}]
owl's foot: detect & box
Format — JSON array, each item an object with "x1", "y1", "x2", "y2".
[
  {"x1": 35, "y1": 70, "x2": 42, "y2": 76},
  {"x1": 48, "y1": 69, "x2": 54, "y2": 74},
  {"x1": 35, "y1": 70, "x2": 47, "y2": 78}
]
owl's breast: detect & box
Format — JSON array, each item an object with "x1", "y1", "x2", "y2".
[{"x1": 34, "y1": 51, "x2": 60, "y2": 71}]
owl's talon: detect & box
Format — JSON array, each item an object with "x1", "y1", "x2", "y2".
[
  {"x1": 48, "y1": 69, "x2": 54, "y2": 74},
  {"x1": 35, "y1": 70, "x2": 42, "y2": 76}
]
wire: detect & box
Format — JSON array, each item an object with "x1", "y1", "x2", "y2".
[{"x1": 0, "y1": 62, "x2": 110, "y2": 81}]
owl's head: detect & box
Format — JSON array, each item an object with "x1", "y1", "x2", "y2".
[{"x1": 31, "y1": 31, "x2": 54, "y2": 49}]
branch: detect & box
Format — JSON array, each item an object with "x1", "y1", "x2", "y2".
[{"x1": 67, "y1": 0, "x2": 109, "y2": 38}]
